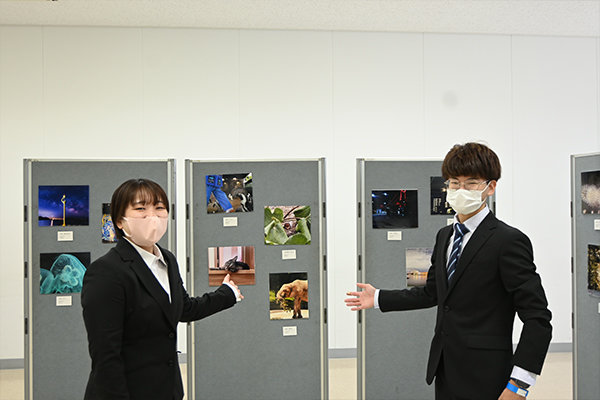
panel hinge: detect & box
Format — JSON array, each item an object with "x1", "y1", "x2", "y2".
[
  {"x1": 171, "y1": 204, "x2": 176, "y2": 220},
  {"x1": 24, "y1": 261, "x2": 28, "y2": 279},
  {"x1": 571, "y1": 257, "x2": 574, "y2": 274},
  {"x1": 25, "y1": 317, "x2": 28, "y2": 335},
  {"x1": 186, "y1": 257, "x2": 190, "y2": 273},
  {"x1": 358, "y1": 202, "x2": 361, "y2": 218},
  {"x1": 24, "y1": 205, "x2": 27, "y2": 223},
  {"x1": 322, "y1": 202, "x2": 326, "y2": 218},
  {"x1": 186, "y1": 204, "x2": 190, "y2": 220},
  {"x1": 571, "y1": 312, "x2": 574, "y2": 330},
  {"x1": 570, "y1": 201, "x2": 573, "y2": 218},
  {"x1": 324, "y1": 308, "x2": 327, "y2": 324},
  {"x1": 323, "y1": 254, "x2": 327, "y2": 271},
  {"x1": 358, "y1": 310, "x2": 362, "y2": 324},
  {"x1": 358, "y1": 254, "x2": 362, "y2": 271}
]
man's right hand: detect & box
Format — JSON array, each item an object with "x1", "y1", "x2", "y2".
[{"x1": 344, "y1": 283, "x2": 376, "y2": 311}]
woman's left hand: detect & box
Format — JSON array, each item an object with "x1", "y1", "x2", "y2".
[{"x1": 223, "y1": 274, "x2": 244, "y2": 301}]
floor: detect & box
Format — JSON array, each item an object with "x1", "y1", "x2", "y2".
[{"x1": 0, "y1": 352, "x2": 572, "y2": 400}]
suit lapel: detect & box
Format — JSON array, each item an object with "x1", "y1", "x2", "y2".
[
  {"x1": 446, "y1": 213, "x2": 498, "y2": 295},
  {"x1": 437, "y1": 225, "x2": 453, "y2": 297},
  {"x1": 115, "y1": 240, "x2": 175, "y2": 329},
  {"x1": 158, "y1": 245, "x2": 182, "y2": 328}
]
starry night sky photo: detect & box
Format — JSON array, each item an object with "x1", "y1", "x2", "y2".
[{"x1": 38, "y1": 185, "x2": 89, "y2": 226}]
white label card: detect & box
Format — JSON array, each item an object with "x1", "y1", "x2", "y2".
[
  {"x1": 282, "y1": 250, "x2": 297, "y2": 260},
  {"x1": 57, "y1": 231, "x2": 74, "y2": 241},
  {"x1": 56, "y1": 296, "x2": 72, "y2": 307},
  {"x1": 387, "y1": 231, "x2": 402, "y2": 241},
  {"x1": 594, "y1": 220, "x2": 600, "y2": 231},
  {"x1": 223, "y1": 217, "x2": 238, "y2": 227},
  {"x1": 283, "y1": 326, "x2": 297, "y2": 336}
]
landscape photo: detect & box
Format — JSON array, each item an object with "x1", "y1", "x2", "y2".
[
  {"x1": 406, "y1": 248, "x2": 433, "y2": 288},
  {"x1": 372, "y1": 190, "x2": 418, "y2": 229},
  {"x1": 38, "y1": 185, "x2": 89, "y2": 226}
]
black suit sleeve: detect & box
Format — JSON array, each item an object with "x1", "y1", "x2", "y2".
[
  {"x1": 81, "y1": 261, "x2": 130, "y2": 400},
  {"x1": 379, "y1": 269, "x2": 437, "y2": 311},
  {"x1": 174, "y1": 269, "x2": 236, "y2": 322},
  {"x1": 498, "y1": 228, "x2": 552, "y2": 374}
]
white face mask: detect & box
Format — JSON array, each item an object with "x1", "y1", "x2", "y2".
[
  {"x1": 446, "y1": 182, "x2": 490, "y2": 215},
  {"x1": 122, "y1": 215, "x2": 168, "y2": 248}
]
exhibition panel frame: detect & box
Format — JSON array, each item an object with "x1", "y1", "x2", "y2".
[
  {"x1": 185, "y1": 159, "x2": 328, "y2": 400},
  {"x1": 23, "y1": 159, "x2": 176, "y2": 400},
  {"x1": 571, "y1": 153, "x2": 600, "y2": 399},
  {"x1": 356, "y1": 159, "x2": 495, "y2": 400}
]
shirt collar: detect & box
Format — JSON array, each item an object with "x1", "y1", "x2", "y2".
[
  {"x1": 453, "y1": 205, "x2": 490, "y2": 233},
  {"x1": 124, "y1": 238, "x2": 166, "y2": 267}
]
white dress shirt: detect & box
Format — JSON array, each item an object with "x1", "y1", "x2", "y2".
[{"x1": 125, "y1": 238, "x2": 171, "y2": 302}]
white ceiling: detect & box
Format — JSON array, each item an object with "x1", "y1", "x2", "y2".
[{"x1": 0, "y1": 0, "x2": 599, "y2": 37}]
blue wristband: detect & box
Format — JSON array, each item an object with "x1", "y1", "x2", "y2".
[{"x1": 506, "y1": 382, "x2": 528, "y2": 397}]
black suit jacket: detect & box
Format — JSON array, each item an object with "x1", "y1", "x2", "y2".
[
  {"x1": 379, "y1": 212, "x2": 552, "y2": 399},
  {"x1": 81, "y1": 239, "x2": 236, "y2": 400}
]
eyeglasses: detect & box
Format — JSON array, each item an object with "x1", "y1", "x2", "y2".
[{"x1": 445, "y1": 179, "x2": 489, "y2": 190}]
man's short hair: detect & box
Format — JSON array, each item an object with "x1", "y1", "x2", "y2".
[{"x1": 442, "y1": 142, "x2": 501, "y2": 181}]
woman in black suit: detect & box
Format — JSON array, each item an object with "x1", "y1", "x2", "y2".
[{"x1": 82, "y1": 178, "x2": 243, "y2": 400}]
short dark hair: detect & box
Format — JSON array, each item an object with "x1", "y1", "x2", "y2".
[
  {"x1": 110, "y1": 178, "x2": 170, "y2": 238},
  {"x1": 442, "y1": 142, "x2": 501, "y2": 181}
]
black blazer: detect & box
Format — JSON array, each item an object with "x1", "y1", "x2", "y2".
[
  {"x1": 379, "y1": 212, "x2": 552, "y2": 399},
  {"x1": 81, "y1": 239, "x2": 236, "y2": 400}
]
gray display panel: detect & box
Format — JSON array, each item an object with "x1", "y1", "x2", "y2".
[
  {"x1": 571, "y1": 153, "x2": 600, "y2": 400},
  {"x1": 356, "y1": 159, "x2": 495, "y2": 400},
  {"x1": 186, "y1": 159, "x2": 328, "y2": 400},
  {"x1": 24, "y1": 159, "x2": 175, "y2": 400}
]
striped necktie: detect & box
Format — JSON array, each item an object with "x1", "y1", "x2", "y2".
[{"x1": 447, "y1": 223, "x2": 469, "y2": 282}]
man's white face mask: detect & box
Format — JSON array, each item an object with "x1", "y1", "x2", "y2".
[{"x1": 446, "y1": 182, "x2": 490, "y2": 215}]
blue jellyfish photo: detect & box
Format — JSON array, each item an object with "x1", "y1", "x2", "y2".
[{"x1": 40, "y1": 252, "x2": 90, "y2": 295}]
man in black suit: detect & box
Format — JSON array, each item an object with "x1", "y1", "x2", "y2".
[
  {"x1": 82, "y1": 178, "x2": 242, "y2": 400},
  {"x1": 346, "y1": 143, "x2": 552, "y2": 400}
]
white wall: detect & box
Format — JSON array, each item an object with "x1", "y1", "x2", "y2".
[{"x1": 1, "y1": 26, "x2": 598, "y2": 361}]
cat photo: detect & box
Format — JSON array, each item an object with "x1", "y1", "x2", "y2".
[{"x1": 208, "y1": 246, "x2": 255, "y2": 286}]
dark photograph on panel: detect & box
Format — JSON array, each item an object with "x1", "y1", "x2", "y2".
[
  {"x1": 264, "y1": 206, "x2": 311, "y2": 245},
  {"x1": 269, "y1": 272, "x2": 308, "y2": 320},
  {"x1": 430, "y1": 176, "x2": 455, "y2": 215},
  {"x1": 588, "y1": 244, "x2": 600, "y2": 297},
  {"x1": 581, "y1": 170, "x2": 600, "y2": 214},
  {"x1": 38, "y1": 185, "x2": 89, "y2": 226},
  {"x1": 406, "y1": 248, "x2": 433, "y2": 288},
  {"x1": 208, "y1": 246, "x2": 256, "y2": 286},
  {"x1": 372, "y1": 190, "x2": 418, "y2": 229},
  {"x1": 40, "y1": 252, "x2": 90, "y2": 294},
  {"x1": 206, "y1": 173, "x2": 253, "y2": 213},
  {"x1": 101, "y1": 203, "x2": 117, "y2": 243}
]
